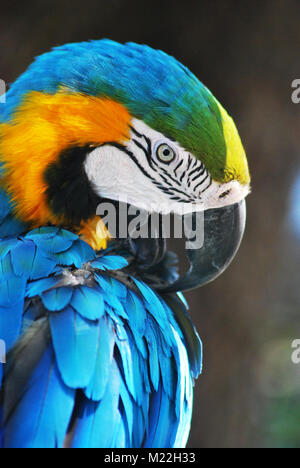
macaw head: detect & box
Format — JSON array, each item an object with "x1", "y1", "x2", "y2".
[{"x1": 0, "y1": 40, "x2": 250, "y2": 291}]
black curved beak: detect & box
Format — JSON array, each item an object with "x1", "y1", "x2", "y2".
[{"x1": 162, "y1": 200, "x2": 246, "y2": 293}]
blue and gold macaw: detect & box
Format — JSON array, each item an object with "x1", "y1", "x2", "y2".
[{"x1": 0, "y1": 40, "x2": 250, "y2": 448}]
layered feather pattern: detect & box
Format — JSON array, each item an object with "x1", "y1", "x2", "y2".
[{"x1": 0, "y1": 226, "x2": 202, "y2": 448}]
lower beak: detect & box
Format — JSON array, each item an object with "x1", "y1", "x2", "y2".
[{"x1": 162, "y1": 200, "x2": 246, "y2": 293}]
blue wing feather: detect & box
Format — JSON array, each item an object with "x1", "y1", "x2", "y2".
[
  {"x1": 0, "y1": 226, "x2": 201, "y2": 448},
  {"x1": 49, "y1": 306, "x2": 100, "y2": 388},
  {"x1": 84, "y1": 316, "x2": 115, "y2": 401},
  {"x1": 42, "y1": 287, "x2": 73, "y2": 312},
  {"x1": 3, "y1": 346, "x2": 75, "y2": 448},
  {"x1": 27, "y1": 276, "x2": 60, "y2": 297},
  {"x1": 70, "y1": 360, "x2": 121, "y2": 448},
  {"x1": 10, "y1": 241, "x2": 37, "y2": 277},
  {"x1": 91, "y1": 255, "x2": 128, "y2": 271},
  {"x1": 71, "y1": 285, "x2": 105, "y2": 320}
]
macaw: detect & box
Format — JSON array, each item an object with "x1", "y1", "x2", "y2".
[{"x1": 0, "y1": 40, "x2": 250, "y2": 448}]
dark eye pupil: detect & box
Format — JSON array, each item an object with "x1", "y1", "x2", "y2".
[{"x1": 156, "y1": 143, "x2": 175, "y2": 163}]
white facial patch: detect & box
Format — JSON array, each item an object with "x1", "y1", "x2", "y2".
[{"x1": 84, "y1": 118, "x2": 250, "y2": 215}]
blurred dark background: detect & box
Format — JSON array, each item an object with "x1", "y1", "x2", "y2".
[{"x1": 1, "y1": 0, "x2": 300, "y2": 448}]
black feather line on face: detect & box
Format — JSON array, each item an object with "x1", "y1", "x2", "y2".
[
  {"x1": 129, "y1": 127, "x2": 202, "y2": 203},
  {"x1": 173, "y1": 160, "x2": 183, "y2": 177},
  {"x1": 44, "y1": 145, "x2": 101, "y2": 226}
]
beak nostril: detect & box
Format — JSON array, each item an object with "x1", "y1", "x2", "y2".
[{"x1": 219, "y1": 189, "x2": 231, "y2": 199}]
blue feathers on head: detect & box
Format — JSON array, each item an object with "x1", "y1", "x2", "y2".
[{"x1": 1, "y1": 40, "x2": 226, "y2": 172}]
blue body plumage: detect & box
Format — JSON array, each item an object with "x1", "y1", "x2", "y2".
[{"x1": 0, "y1": 190, "x2": 202, "y2": 447}]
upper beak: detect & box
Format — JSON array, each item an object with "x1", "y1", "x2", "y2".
[{"x1": 162, "y1": 200, "x2": 246, "y2": 293}]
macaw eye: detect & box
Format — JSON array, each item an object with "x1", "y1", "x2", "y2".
[{"x1": 156, "y1": 143, "x2": 176, "y2": 164}]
